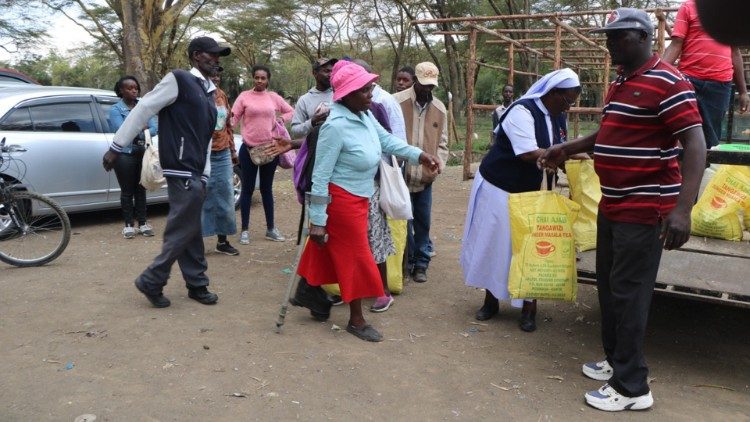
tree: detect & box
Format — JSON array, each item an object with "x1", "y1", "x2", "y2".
[
  {"x1": 42, "y1": 0, "x2": 212, "y2": 90},
  {"x1": 0, "y1": 0, "x2": 46, "y2": 55}
]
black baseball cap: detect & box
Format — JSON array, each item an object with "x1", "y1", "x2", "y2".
[
  {"x1": 313, "y1": 57, "x2": 338, "y2": 71},
  {"x1": 188, "y1": 36, "x2": 231, "y2": 57}
]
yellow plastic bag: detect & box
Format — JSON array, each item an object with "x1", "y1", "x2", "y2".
[
  {"x1": 385, "y1": 218, "x2": 407, "y2": 295},
  {"x1": 566, "y1": 159, "x2": 601, "y2": 252},
  {"x1": 320, "y1": 219, "x2": 407, "y2": 297},
  {"x1": 691, "y1": 165, "x2": 750, "y2": 241},
  {"x1": 508, "y1": 190, "x2": 580, "y2": 301}
]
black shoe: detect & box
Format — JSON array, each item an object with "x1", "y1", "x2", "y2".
[
  {"x1": 291, "y1": 278, "x2": 332, "y2": 319},
  {"x1": 188, "y1": 286, "x2": 219, "y2": 305},
  {"x1": 475, "y1": 302, "x2": 499, "y2": 321},
  {"x1": 215, "y1": 241, "x2": 239, "y2": 256},
  {"x1": 519, "y1": 301, "x2": 537, "y2": 332},
  {"x1": 412, "y1": 268, "x2": 427, "y2": 283},
  {"x1": 134, "y1": 279, "x2": 171, "y2": 308}
]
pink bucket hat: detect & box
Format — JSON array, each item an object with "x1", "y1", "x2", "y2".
[{"x1": 331, "y1": 61, "x2": 379, "y2": 102}]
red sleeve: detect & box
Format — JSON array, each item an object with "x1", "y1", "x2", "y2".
[
  {"x1": 659, "y1": 79, "x2": 703, "y2": 136},
  {"x1": 671, "y1": 3, "x2": 690, "y2": 39}
]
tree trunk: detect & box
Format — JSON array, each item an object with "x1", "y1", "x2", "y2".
[{"x1": 121, "y1": 0, "x2": 150, "y2": 89}]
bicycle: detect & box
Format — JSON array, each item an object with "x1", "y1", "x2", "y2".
[{"x1": 0, "y1": 137, "x2": 71, "y2": 267}]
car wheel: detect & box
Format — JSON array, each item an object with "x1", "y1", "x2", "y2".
[{"x1": 233, "y1": 165, "x2": 242, "y2": 210}]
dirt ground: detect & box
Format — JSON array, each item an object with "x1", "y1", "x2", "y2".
[{"x1": 1, "y1": 166, "x2": 748, "y2": 421}]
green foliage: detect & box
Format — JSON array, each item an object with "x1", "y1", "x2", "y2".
[{"x1": 5, "y1": 46, "x2": 121, "y2": 90}]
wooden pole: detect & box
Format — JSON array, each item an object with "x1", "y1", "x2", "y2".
[
  {"x1": 656, "y1": 9, "x2": 666, "y2": 55},
  {"x1": 447, "y1": 92, "x2": 454, "y2": 148},
  {"x1": 472, "y1": 104, "x2": 601, "y2": 114},
  {"x1": 508, "y1": 43, "x2": 515, "y2": 84},
  {"x1": 554, "y1": 18, "x2": 562, "y2": 69},
  {"x1": 464, "y1": 28, "x2": 478, "y2": 181}
]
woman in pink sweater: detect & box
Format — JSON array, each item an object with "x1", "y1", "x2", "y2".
[{"x1": 231, "y1": 64, "x2": 294, "y2": 244}]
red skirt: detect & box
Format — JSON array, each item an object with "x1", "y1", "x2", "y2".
[{"x1": 297, "y1": 184, "x2": 384, "y2": 303}]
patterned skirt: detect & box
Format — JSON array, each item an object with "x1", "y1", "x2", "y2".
[{"x1": 368, "y1": 181, "x2": 396, "y2": 264}]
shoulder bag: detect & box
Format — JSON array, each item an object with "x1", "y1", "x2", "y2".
[
  {"x1": 379, "y1": 155, "x2": 413, "y2": 220},
  {"x1": 140, "y1": 130, "x2": 166, "y2": 191}
]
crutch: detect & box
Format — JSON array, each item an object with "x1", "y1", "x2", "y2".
[{"x1": 275, "y1": 193, "x2": 311, "y2": 333}]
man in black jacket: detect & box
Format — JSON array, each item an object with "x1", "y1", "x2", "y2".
[{"x1": 103, "y1": 36, "x2": 230, "y2": 308}]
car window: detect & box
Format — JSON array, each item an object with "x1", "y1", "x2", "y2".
[
  {"x1": 28, "y1": 102, "x2": 97, "y2": 133},
  {"x1": 96, "y1": 97, "x2": 118, "y2": 132},
  {"x1": 0, "y1": 107, "x2": 33, "y2": 131}
]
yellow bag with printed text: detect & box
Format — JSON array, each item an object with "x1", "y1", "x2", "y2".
[
  {"x1": 565, "y1": 159, "x2": 601, "y2": 252},
  {"x1": 385, "y1": 218, "x2": 407, "y2": 294},
  {"x1": 690, "y1": 165, "x2": 750, "y2": 241},
  {"x1": 508, "y1": 189, "x2": 580, "y2": 301}
]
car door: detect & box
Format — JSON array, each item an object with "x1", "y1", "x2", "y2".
[
  {"x1": 3, "y1": 96, "x2": 112, "y2": 209},
  {"x1": 96, "y1": 96, "x2": 169, "y2": 203}
]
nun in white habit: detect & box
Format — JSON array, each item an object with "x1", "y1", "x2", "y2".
[{"x1": 461, "y1": 68, "x2": 582, "y2": 332}]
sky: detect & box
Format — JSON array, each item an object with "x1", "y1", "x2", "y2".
[{"x1": 0, "y1": 14, "x2": 92, "y2": 63}]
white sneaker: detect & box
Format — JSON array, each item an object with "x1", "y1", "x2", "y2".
[
  {"x1": 265, "y1": 227, "x2": 286, "y2": 242},
  {"x1": 585, "y1": 383, "x2": 653, "y2": 412},
  {"x1": 239, "y1": 231, "x2": 250, "y2": 245},
  {"x1": 139, "y1": 223, "x2": 154, "y2": 237},
  {"x1": 122, "y1": 226, "x2": 136, "y2": 239},
  {"x1": 582, "y1": 359, "x2": 613, "y2": 381}
]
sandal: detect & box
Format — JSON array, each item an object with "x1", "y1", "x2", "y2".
[{"x1": 346, "y1": 324, "x2": 383, "y2": 342}]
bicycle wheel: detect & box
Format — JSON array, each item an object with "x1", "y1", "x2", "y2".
[{"x1": 0, "y1": 190, "x2": 71, "y2": 267}]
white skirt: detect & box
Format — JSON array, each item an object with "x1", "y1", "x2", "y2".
[{"x1": 460, "y1": 170, "x2": 524, "y2": 308}]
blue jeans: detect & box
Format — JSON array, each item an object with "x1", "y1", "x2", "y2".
[
  {"x1": 688, "y1": 77, "x2": 732, "y2": 148},
  {"x1": 239, "y1": 143, "x2": 279, "y2": 231},
  {"x1": 407, "y1": 184, "x2": 433, "y2": 271}
]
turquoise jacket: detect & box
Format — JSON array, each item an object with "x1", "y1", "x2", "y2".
[{"x1": 309, "y1": 102, "x2": 422, "y2": 226}]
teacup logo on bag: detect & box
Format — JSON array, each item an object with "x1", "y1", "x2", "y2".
[
  {"x1": 710, "y1": 196, "x2": 727, "y2": 209},
  {"x1": 535, "y1": 241, "x2": 556, "y2": 257}
]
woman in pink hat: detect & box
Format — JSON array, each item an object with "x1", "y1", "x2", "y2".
[{"x1": 292, "y1": 61, "x2": 440, "y2": 342}]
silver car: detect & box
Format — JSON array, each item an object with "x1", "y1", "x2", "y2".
[{"x1": 0, "y1": 84, "x2": 244, "y2": 213}]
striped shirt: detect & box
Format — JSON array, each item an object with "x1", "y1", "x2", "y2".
[
  {"x1": 672, "y1": 0, "x2": 733, "y2": 82},
  {"x1": 594, "y1": 54, "x2": 702, "y2": 225}
]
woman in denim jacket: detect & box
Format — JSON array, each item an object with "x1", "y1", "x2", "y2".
[{"x1": 108, "y1": 76, "x2": 159, "y2": 239}]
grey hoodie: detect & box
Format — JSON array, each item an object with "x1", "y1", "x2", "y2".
[{"x1": 290, "y1": 87, "x2": 334, "y2": 139}]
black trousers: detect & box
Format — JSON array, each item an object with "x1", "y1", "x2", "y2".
[
  {"x1": 137, "y1": 176, "x2": 209, "y2": 293},
  {"x1": 596, "y1": 213, "x2": 663, "y2": 397},
  {"x1": 113, "y1": 150, "x2": 146, "y2": 226}
]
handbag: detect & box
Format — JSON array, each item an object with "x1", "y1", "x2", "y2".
[
  {"x1": 378, "y1": 156, "x2": 413, "y2": 220},
  {"x1": 248, "y1": 143, "x2": 274, "y2": 166},
  {"x1": 507, "y1": 172, "x2": 580, "y2": 301},
  {"x1": 273, "y1": 119, "x2": 297, "y2": 169},
  {"x1": 140, "y1": 129, "x2": 165, "y2": 191}
]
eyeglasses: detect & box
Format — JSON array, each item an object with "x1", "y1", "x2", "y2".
[{"x1": 557, "y1": 91, "x2": 577, "y2": 107}]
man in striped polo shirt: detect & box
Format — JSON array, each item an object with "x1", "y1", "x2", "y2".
[
  {"x1": 663, "y1": 0, "x2": 749, "y2": 149},
  {"x1": 539, "y1": 8, "x2": 706, "y2": 412}
]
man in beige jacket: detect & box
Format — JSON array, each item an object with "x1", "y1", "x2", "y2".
[{"x1": 393, "y1": 61, "x2": 449, "y2": 283}]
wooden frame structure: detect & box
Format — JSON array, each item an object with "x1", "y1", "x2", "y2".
[{"x1": 413, "y1": 8, "x2": 678, "y2": 180}]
